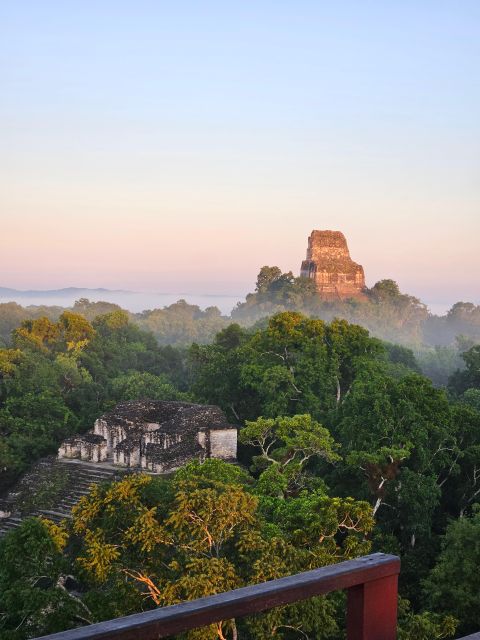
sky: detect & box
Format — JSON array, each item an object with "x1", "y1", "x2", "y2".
[{"x1": 1, "y1": 1, "x2": 479, "y2": 311}]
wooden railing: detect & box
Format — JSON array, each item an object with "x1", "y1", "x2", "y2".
[{"x1": 37, "y1": 553, "x2": 400, "y2": 640}]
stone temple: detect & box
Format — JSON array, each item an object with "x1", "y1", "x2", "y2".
[
  {"x1": 58, "y1": 401, "x2": 237, "y2": 473},
  {"x1": 300, "y1": 230, "x2": 365, "y2": 299}
]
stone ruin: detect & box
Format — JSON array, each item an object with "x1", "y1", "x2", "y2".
[
  {"x1": 300, "y1": 230, "x2": 366, "y2": 299},
  {"x1": 58, "y1": 400, "x2": 237, "y2": 473}
]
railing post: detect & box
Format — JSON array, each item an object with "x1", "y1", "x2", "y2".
[{"x1": 346, "y1": 574, "x2": 398, "y2": 640}]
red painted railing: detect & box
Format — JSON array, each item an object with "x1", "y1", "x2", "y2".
[{"x1": 36, "y1": 553, "x2": 400, "y2": 640}]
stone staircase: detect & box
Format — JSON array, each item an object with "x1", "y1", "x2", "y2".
[{"x1": 0, "y1": 458, "x2": 125, "y2": 535}]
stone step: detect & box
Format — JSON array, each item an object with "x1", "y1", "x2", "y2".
[
  {"x1": 72, "y1": 474, "x2": 117, "y2": 482},
  {"x1": 71, "y1": 483, "x2": 101, "y2": 490},
  {"x1": 0, "y1": 522, "x2": 21, "y2": 529},
  {"x1": 65, "y1": 467, "x2": 116, "y2": 474},
  {"x1": 57, "y1": 463, "x2": 118, "y2": 475},
  {"x1": 0, "y1": 523, "x2": 21, "y2": 533},
  {"x1": 74, "y1": 479, "x2": 113, "y2": 486},
  {"x1": 74, "y1": 482, "x2": 113, "y2": 488},
  {"x1": 0, "y1": 517, "x2": 24, "y2": 533},
  {"x1": 36, "y1": 509, "x2": 71, "y2": 521},
  {"x1": 1, "y1": 516, "x2": 23, "y2": 525},
  {"x1": 0, "y1": 457, "x2": 126, "y2": 537},
  {"x1": 70, "y1": 466, "x2": 117, "y2": 473}
]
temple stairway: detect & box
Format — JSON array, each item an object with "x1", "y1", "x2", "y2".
[{"x1": 0, "y1": 458, "x2": 125, "y2": 536}]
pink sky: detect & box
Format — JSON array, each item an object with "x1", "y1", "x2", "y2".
[{"x1": 1, "y1": 2, "x2": 479, "y2": 309}]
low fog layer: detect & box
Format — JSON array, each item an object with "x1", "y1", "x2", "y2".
[{"x1": 0, "y1": 289, "x2": 243, "y2": 316}]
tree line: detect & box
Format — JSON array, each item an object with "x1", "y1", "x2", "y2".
[{"x1": 2, "y1": 268, "x2": 480, "y2": 355}]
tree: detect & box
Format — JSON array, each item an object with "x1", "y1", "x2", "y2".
[
  {"x1": 423, "y1": 506, "x2": 480, "y2": 636},
  {"x1": 449, "y1": 344, "x2": 480, "y2": 394},
  {"x1": 240, "y1": 414, "x2": 340, "y2": 496},
  {"x1": 72, "y1": 298, "x2": 124, "y2": 320},
  {"x1": 368, "y1": 279, "x2": 401, "y2": 300},
  {"x1": 440, "y1": 403, "x2": 480, "y2": 518},
  {"x1": 57, "y1": 311, "x2": 96, "y2": 355},
  {"x1": 137, "y1": 301, "x2": 228, "y2": 346},
  {"x1": 110, "y1": 371, "x2": 188, "y2": 402},
  {"x1": 0, "y1": 346, "x2": 81, "y2": 489},
  {"x1": 13, "y1": 317, "x2": 60, "y2": 352},
  {"x1": 0, "y1": 303, "x2": 31, "y2": 347},
  {"x1": 461, "y1": 388, "x2": 480, "y2": 412},
  {"x1": 331, "y1": 364, "x2": 470, "y2": 599},
  {"x1": 0, "y1": 349, "x2": 22, "y2": 381},
  {"x1": 190, "y1": 312, "x2": 383, "y2": 423},
  {"x1": 397, "y1": 597, "x2": 457, "y2": 640},
  {"x1": 255, "y1": 266, "x2": 284, "y2": 293},
  {"x1": 70, "y1": 472, "x2": 254, "y2": 639},
  {"x1": 0, "y1": 518, "x2": 90, "y2": 639},
  {"x1": 69, "y1": 463, "x2": 374, "y2": 639},
  {"x1": 12, "y1": 312, "x2": 95, "y2": 357}
]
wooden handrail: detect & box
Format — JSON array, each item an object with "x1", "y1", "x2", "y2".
[{"x1": 36, "y1": 553, "x2": 400, "y2": 640}]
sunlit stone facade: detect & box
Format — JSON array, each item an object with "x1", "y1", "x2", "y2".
[{"x1": 58, "y1": 400, "x2": 237, "y2": 473}]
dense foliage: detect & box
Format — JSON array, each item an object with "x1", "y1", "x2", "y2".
[
  {"x1": 0, "y1": 299, "x2": 229, "y2": 350},
  {"x1": 2, "y1": 269, "x2": 480, "y2": 356},
  {"x1": 1, "y1": 305, "x2": 480, "y2": 639}
]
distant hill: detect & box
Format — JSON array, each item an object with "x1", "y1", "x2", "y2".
[{"x1": 0, "y1": 287, "x2": 128, "y2": 298}]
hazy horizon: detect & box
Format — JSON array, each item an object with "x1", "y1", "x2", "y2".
[{"x1": 0, "y1": 281, "x2": 475, "y2": 317}]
